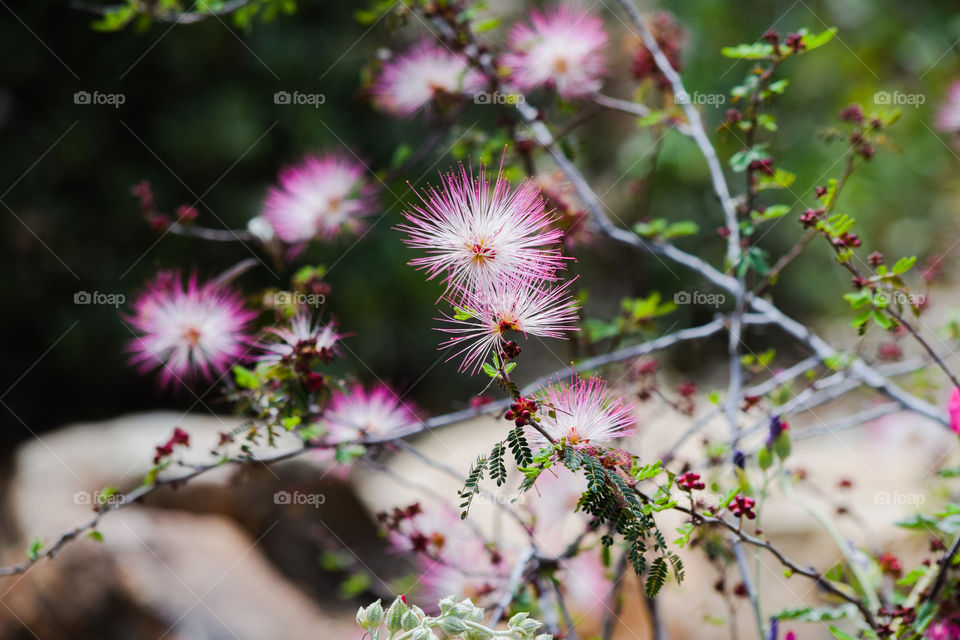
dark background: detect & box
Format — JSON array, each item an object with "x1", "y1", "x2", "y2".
[{"x1": 2, "y1": 0, "x2": 960, "y2": 450}]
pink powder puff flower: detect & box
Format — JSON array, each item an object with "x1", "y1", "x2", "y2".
[
  {"x1": 936, "y1": 82, "x2": 960, "y2": 134},
  {"x1": 398, "y1": 161, "x2": 567, "y2": 298},
  {"x1": 439, "y1": 276, "x2": 579, "y2": 374},
  {"x1": 127, "y1": 271, "x2": 256, "y2": 389},
  {"x1": 323, "y1": 383, "x2": 419, "y2": 442},
  {"x1": 949, "y1": 386, "x2": 960, "y2": 435},
  {"x1": 372, "y1": 40, "x2": 483, "y2": 117},
  {"x1": 503, "y1": 5, "x2": 608, "y2": 99},
  {"x1": 387, "y1": 503, "x2": 465, "y2": 558},
  {"x1": 529, "y1": 376, "x2": 636, "y2": 448},
  {"x1": 257, "y1": 312, "x2": 341, "y2": 364},
  {"x1": 262, "y1": 152, "x2": 375, "y2": 245}
]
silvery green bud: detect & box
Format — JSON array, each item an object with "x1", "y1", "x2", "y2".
[
  {"x1": 519, "y1": 618, "x2": 542, "y2": 633},
  {"x1": 465, "y1": 627, "x2": 493, "y2": 640},
  {"x1": 401, "y1": 609, "x2": 421, "y2": 631},
  {"x1": 364, "y1": 600, "x2": 383, "y2": 628},
  {"x1": 385, "y1": 597, "x2": 407, "y2": 632},
  {"x1": 438, "y1": 616, "x2": 468, "y2": 635},
  {"x1": 356, "y1": 606, "x2": 367, "y2": 629},
  {"x1": 410, "y1": 629, "x2": 430, "y2": 640},
  {"x1": 437, "y1": 596, "x2": 457, "y2": 616},
  {"x1": 509, "y1": 612, "x2": 530, "y2": 627},
  {"x1": 534, "y1": 635, "x2": 553, "y2": 640}
]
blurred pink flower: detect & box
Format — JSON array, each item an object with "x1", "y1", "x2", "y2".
[
  {"x1": 936, "y1": 82, "x2": 960, "y2": 133},
  {"x1": 372, "y1": 40, "x2": 483, "y2": 117},
  {"x1": 439, "y1": 277, "x2": 579, "y2": 374},
  {"x1": 504, "y1": 4, "x2": 608, "y2": 99},
  {"x1": 950, "y1": 386, "x2": 960, "y2": 435},
  {"x1": 399, "y1": 162, "x2": 566, "y2": 297},
  {"x1": 529, "y1": 376, "x2": 636, "y2": 448},
  {"x1": 263, "y1": 152, "x2": 375, "y2": 245},
  {"x1": 561, "y1": 551, "x2": 613, "y2": 620},
  {"x1": 128, "y1": 271, "x2": 255, "y2": 389},
  {"x1": 927, "y1": 621, "x2": 960, "y2": 640},
  {"x1": 323, "y1": 383, "x2": 419, "y2": 442}
]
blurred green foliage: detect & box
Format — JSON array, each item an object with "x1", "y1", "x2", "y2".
[{"x1": 2, "y1": 0, "x2": 960, "y2": 448}]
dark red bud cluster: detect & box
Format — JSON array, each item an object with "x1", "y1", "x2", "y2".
[
  {"x1": 837, "y1": 477, "x2": 853, "y2": 489},
  {"x1": 833, "y1": 232, "x2": 860, "y2": 248},
  {"x1": 851, "y1": 276, "x2": 868, "y2": 289},
  {"x1": 725, "y1": 109, "x2": 742, "y2": 123},
  {"x1": 154, "y1": 427, "x2": 190, "y2": 464},
  {"x1": 748, "y1": 158, "x2": 775, "y2": 175},
  {"x1": 878, "y1": 552, "x2": 903, "y2": 577},
  {"x1": 762, "y1": 29, "x2": 780, "y2": 46},
  {"x1": 868, "y1": 251, "x2": 884, "y2": 266},
  {"x1": 175, "y1": 204, "x2": 198, "y2": 224},
  {"x1": 859, "y1": 144, "x2": 875, "y2": 160},
  {"x1": 501, "y1": 340, "x2": 522, "y2": 360},
  {"x1": 878, "y1": 342, "x2": 902, "y2": 361},
  {"x1": 504, "y1": 397, "x2": 538, "y2": 427},
  {"x1": 799, "y1": 208, "x2": 823, "y2": 228},
  {"x1": 839, "y1": 104, "x2": 864, "y2": 124},
  {"x1": 676, "y1": 472, "x2": 705, "y2": 491},
  {"x1": 728, "y1": 494, "x2": 757, "y2": 519},
  {"x1": 716, "y1": 227, "x2": 731, "y2": 238},
  {"x1": 376, "y1": 503, "x2": 422, "y2": 529},
  {"x1": 677, "y1": 380, "x2": 697, "y2": 397},
  {"x1": 815, "y1": 185, "x2": 828, "y2": 198},
  {"x1": 785, "y1": 32, "x2": 805, "y2": 52}
]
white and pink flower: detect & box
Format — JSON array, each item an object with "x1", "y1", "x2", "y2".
[
  {"x1": 257, "y1": 312, "x2": 341, "y2": 364},
  {"x1": 529, "y1": 376, "x2": 635, "y2": 448},
  {"x1": 504, "y1": 5, "x2": 608, "y2": 99},
  {"x1": 399, "y1": 162, "x2": 566, "y2": 297},
  {"x1": 439, "y1": 276, "x2": 579, "y2": 374},
  {"x1": 372, "y1": 40, "x2": 483, "y2": 117},
  {"x1": 127, "y1": 272, "x2": 255, "y2": 389},
  {"x1": 323, "y1": 383, "x2": 419, "y2": 442},
  {"x1": 262, "y1": 152, "x2": 375, "y2": 245}
]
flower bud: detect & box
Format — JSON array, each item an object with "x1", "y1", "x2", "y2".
[
  {"x1": 363, "y1": 599, "x2": 383, "y2": 628},
  {"x1": 401, "y1": 609, "x2": 421, "y2": 631},
  {"x1": 509, "y1": 612, "x2": 530, "y2": 627},
  {"x1": 386, "y1": 596, "x2": 408, "y2": 631},
  {"x1": 438, "y1": 616, "x2": 468, "y2": 634}
]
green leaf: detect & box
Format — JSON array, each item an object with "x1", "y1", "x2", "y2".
[
  {"x1": 873, "y1": 310, "x2": 894, "y2": 330},
  {"x1": 721, "y1": 43, "x2": 775, "y2": 59},
  {"x1": 26, "y1": 538, "x2": 43, "y2": 561},
  {"x1": 803, "y1": 27, "x2": 838, "y2": 51},
  {"x1": 663, "y1": 221, "x2": 700, "y2": 238},
  {"x1": 828, "y1": 626, "x2": 857, "y2": 640},
  {"x1": 751, "y1": 204, "x2": 790, "y2": 221},
  {"x1": 233, "y1": 365, "x2": 259, "y2": 390},
  {"x1": 756, "y1": 169, "x2": 796, "y2": 191},
  {"x1": 91, "y1": 4, "x2": 137, "y2": 31},
  {"x1": 473, "y1": 17, "x2": 500, "y2": 32},
  {"x1": 481, "y1": 363, "x2": 498, "y2": 378},
  {"x1": 766, "y1": 79, "x2": 790, "y2": 95},
  {"x1": 892, "y1": 256, "x2": 917, "y2": 275},
  {"x1": 87, "y1": 530, "x2": 104, "y2": 542}
]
